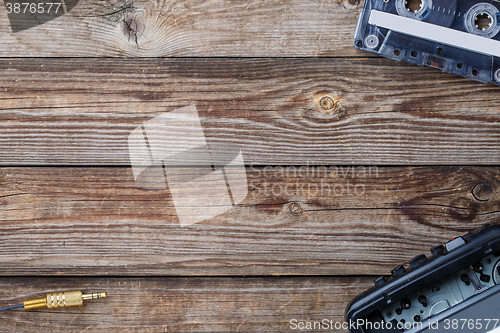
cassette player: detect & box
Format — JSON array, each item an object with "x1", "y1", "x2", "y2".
[
  {"x1": 353, "y1": 0, "x2": 500, "y2": 85},
  {"x1": 345, "y1": 224, "x2": 500, "y2": 333}
]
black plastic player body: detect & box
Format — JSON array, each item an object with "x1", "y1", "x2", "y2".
[{"x1": 345, "y1": 224, "x2": 500, "y2": 333}]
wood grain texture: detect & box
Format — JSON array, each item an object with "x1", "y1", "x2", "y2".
[
  {"x1": 0, "y1": 276, "x2": 369, "y2": 332},
  {"x1": 2, "y1": 0, "x2": 498, "y2": 331},
  {"x1": 1, "y1": 166, "x2": 499, "y2": 276},
  {"x1": 0, "y1": 0, "x2": 362, "y2": 57},
  {"x1": 1, "y1": 58, "x2": 499, "y2": 166}
]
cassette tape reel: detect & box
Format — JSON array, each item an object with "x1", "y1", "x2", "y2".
[{"x1": 354, "y1": 0, "x2": 500, "y2": 85}]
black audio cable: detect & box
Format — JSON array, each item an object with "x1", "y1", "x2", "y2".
[{"x1": 0, "y1": 304, "x2": 24, "y2": 312}]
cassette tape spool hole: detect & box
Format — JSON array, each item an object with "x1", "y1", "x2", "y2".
[
  {"x1": 397, "y1": 0, "x2": 456, "y2": 26},
  {"x1": 465, "y1": 3, "x2": 500, "y2": 38},
  {"x1": 405, "y1": 0, "x2": 424, "y2": 13},
  {"x1": 475, "y1": 13, "x2": 493, "y2": 31},
  {"x1": 396, "y1": 0, "x2": 431, "y2": 20}
]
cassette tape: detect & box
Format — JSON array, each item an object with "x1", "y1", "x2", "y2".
[{"x1": 354, "y1": 0, "x2": 500, "y2": 85}]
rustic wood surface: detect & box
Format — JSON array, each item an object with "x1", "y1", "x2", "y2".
[
  {"x1": 0, "y1": 58, "x2": 499, "y2": 166},
  {"x1": 0, "y1": 0, "x2": 362, "y2": 57},
  {"x1": 0, "y1": 166, "x2": 499, "y2": 276},
  {"x1": 1, "y1": 0, "x2": 500, "y2": 331},
  {"x1": 0, "y1": 276, "x2": 371, "y2": 332}
]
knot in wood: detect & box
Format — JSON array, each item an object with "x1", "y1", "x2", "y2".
[
  {"x1": 319, "y1": 96, "x2": 336, "y2": 110},
  {"x1": 289, "y1": 203, "x2": 302, "y2": 214},
  {"x1": 472, "y1": 182, "x2": 493, "y2": 201}
]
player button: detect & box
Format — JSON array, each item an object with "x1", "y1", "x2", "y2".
[
  {"x1": 445, "y1": 237, "x2": 465, "y2": 252},
  {"x1": 391, "y1": 265, "x2": 406, "y2": 277},
  {"x1": 374, "y1": 276, "x2": 386, "y2": 287},
  {"x1": 431, "y1": 245, "x2": 445, "y2": 257},
  {"x1": 409, "y1": 254, "x2": 427, "y2": 268}
]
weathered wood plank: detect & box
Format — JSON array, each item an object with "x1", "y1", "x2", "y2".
[
  {"x1": 0, "y1": 58, "x2": 499, "y2": 166},
  {"x1": 1, "y1": 166, "x2": 498, "y2": 275},
  {"x1": 0, "y1": 0, "x2": 362, "y2": 57},
  {"x1": 0, "y1": 276, "x2": 369, "y2": 332}
]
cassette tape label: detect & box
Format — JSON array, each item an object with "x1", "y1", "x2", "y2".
[
  {"x1": 369, "y1": 10, "x2": 500, "y2": 56},
  {"x1": 354, "y1": 0, "x2": 500, "y2": 85}
]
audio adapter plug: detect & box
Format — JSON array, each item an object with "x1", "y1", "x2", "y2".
[{"x1": 0, "y1": 291, "x2": 107, "y2": 312}]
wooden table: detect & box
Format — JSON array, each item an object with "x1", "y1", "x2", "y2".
[{"x1": 0, "y1": 0, "x2": 499, "y2": 331}]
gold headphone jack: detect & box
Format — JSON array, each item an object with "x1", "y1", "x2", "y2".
[{"x1": 23, "y1": 291, "x2": 107, "y2": 310}]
